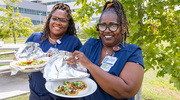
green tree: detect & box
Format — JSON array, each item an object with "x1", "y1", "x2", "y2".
[
  {"x1": 32, "y1": 24, "x2": 43, "y2": 32},
  {"x1": 74, "y1": 0, "x2": 180, "y2": 89},
  {"x1": 0, "y1": 0, "x2": 34, "y2": 44},
  {"x1": 79, "y1": 25, "x2": 99, "y2": 40}
]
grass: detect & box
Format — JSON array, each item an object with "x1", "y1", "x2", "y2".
[
  {"x1": 142, "y1": 69, "x2": 180, "y2": 100},
  {"x1": 5, "y1": 94, "x2": 29, "y2": 100},
  {"x1": 0, "y1": 37, "x2": 27, "y2": 66},
  {"x1": 3, "y1": 37, "x2": 27, "y2": 44},
  {"x1": 5, "y1": 69, "x2": 180, "y2": 100},
  {"x1": 0, "y1": 53, "x2": 14, "y2": 59},
  {"x1": 2, "y1": 37, "x2": 180, "y2": 100}
]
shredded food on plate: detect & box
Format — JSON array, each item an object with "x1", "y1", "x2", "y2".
[
  {"x1": 55, "y1": 81, "x2": 87, "y2": 96},
  {"x1": 14, "y1": 59, "x2": 47, "y2": 66}
]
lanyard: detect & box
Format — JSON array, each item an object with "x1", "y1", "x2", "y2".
[{"x1": 54, "y1": 44, "x2": 57, "y2": 48}]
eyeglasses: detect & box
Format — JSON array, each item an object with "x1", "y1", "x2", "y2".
[
  {"x1": 51, "y1": 15, "x2": 69, "y2": 23},
  {"x1": 96, "y1": 23, "x2": 120, "y2": 32}
]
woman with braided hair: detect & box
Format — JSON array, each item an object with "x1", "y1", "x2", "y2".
[
  {"x1": 67, "y1": 0, "x2": 144, "y2": 100},
  {"x1": 26, "y1": 3, "x2": 82, "y2": 100}
]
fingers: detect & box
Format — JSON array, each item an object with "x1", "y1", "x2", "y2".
[
  {"x1": 67, "y1": 60, "x2": 76, "y2": 65},
  {"x1": 71, "y1": 50, "x2": 81, "y2": 57},
  {"x1": 66, "y1": 51, "x2": 90, "y2": 69},
  {"x1": 74, "y1": 56, "x2": 79, "y2": 60},
  {"x1": 71, "y1": 50, "x2": 81, "y2": 61},
  {"x1": 66, "y1": 55, "x2": 78, "y2": 65},
  {"x1": 73, "y1": 51, "x2": 84, "y2": 61},
  {"x1": 66, "y1": 56, "x2": 74, "y2": 63},
  {"x1": 66, "y1": 51, "x2": 82, "y2": 65}
]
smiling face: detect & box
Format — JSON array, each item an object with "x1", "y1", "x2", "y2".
[
  {"x1": 99, "y1": 12, "x2": 122, "y2": 47},
  {"x1": 49, "y1": 9, "x2": 69, "y2": 38}
]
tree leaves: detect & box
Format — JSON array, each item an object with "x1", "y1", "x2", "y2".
[
  {"x1": 79, "y1": 25, "x2": 99, "y2": 39},
  {"x1": 74, "y1": 0, "x2": 180, "y2": 90},
  {"x1": 0, "y1": 0, "x2": 34, "y2": 44}
]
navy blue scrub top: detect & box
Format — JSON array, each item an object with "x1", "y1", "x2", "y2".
[
  {"x1": 79, "y1": 38, "x2": 144, "y2": 100},
  {"x1": 26, "y1": 32, "x2": 82, "y2": 96}
]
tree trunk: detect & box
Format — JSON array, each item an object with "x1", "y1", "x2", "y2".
[
  {"x1": 137, "y1": 3, "x2": 143, "y2": 30},
  {"x1": 13, "y1": 32, "x2": 16, "y2": 44}
]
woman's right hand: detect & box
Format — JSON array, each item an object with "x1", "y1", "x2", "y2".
[{"x1": 66, "y1": 50, "x2": 93, "y2": 69}]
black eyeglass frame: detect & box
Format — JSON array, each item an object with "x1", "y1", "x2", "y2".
[
  {"x1": 96, "y1": 23, "x2": 120, "y2": 32},
  {"x1": 51, "y1": 15, "x2": 69, "y2": 23}
]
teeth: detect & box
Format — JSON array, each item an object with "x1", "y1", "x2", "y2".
[
  {"x1": 105, "y1": 36, "x2": 112, "y2": 38},
  {"x1": 54, "y1": 27, "x2": 60, "y2": 29}
]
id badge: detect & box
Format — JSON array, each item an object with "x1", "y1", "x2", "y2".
[
  {"x1": 100, "y1": 56, "x2": 117, "y2": 72},
  {"x1": 47, "y1": 47, "x2": 58, "y2": 53}
]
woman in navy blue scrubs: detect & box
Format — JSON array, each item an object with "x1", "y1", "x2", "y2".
[
  {"x1": 67, "y1": 0, "x2": 144, "y2": 100},
  {"x1": 26, "y1": 3, "x2": 82, "y2": 100}
]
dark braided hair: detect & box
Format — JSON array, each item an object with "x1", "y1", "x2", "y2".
[
  {"x1": 99, "y1": 0, "x2": 129, "y2": 42},
  {"x1": 41, "y1": 3, "x2": 76, "y2": 43}
]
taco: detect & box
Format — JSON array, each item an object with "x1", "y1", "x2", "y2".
[
  {"x1": 55, "y1": 85, "x2": 79, "y2": 96},
  {"x1": 68, "y1": 81, "x2": 87, "y2": 91},
  {"x1": 55, "y1": 81, "x2": 87, "y2": 96}
]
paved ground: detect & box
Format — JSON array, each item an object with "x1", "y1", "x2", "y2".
[
  {"x1": 0, "y1": 65, "x2": 30, "y2": 100},
  {"x1": 0, "y1": 43, "x2": 29, "y2": 100}
]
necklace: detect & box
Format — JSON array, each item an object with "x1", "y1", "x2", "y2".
[
  {"x1": 49, "y1": 36, "x2": 56, "y2": 43},
  {"x1": 49, "y1": 36, "x2": 61, "y2": 44},
  {"x1": 103, "y1": 45, "x2": 121, "y2": 55},
  {"x1": 106, "y1": 51, "x2": 108, "y2": 55},
  {"x1": 103, "y1": 46, "x2": 111, "y2": 55}
]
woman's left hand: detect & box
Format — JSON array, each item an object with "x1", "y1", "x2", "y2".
[{"x1": 66, "y1": 50, "x2": 93, "y2": 69}]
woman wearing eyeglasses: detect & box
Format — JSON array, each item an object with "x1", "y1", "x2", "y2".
[
  {"x1": 67, "y1": 0, "x2": 144, "y2": 100},
  {"x1": 26, "y1": 3, "x2": 82, "y2": 100}
]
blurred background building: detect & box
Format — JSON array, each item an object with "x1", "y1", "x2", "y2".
[{"x1": 0, "y1": 0, "x2": 99, "y2": 29}]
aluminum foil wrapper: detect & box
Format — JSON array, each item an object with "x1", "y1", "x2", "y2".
[
  {"x1": 10, "y1": 42, "x2": 48, "y2": 75},
  {"x1": 15, "y1": 42, "x2": 46, "y2": 61},
  {"x1": 44, "y1": 50, "x2": 89, "y2": 81}
]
